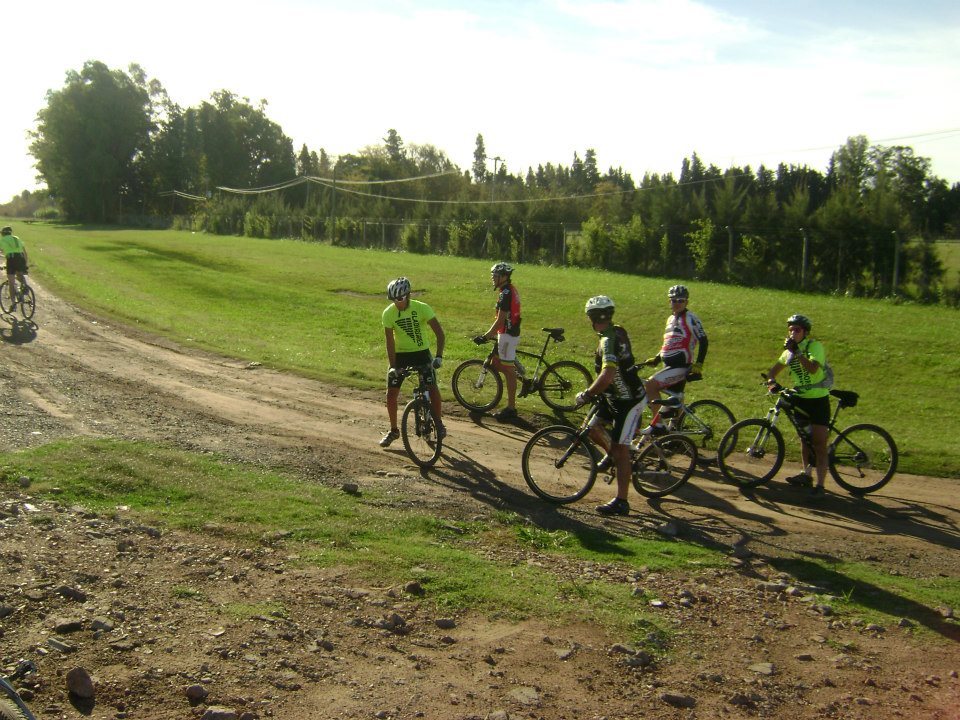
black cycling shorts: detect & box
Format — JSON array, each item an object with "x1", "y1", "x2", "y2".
[
  {"x1": 5, "y1": 254, "x2": 27, "y2": 274},
  {"x1": 791, "y1": 394, "x2": 831, "y2": 426},
  {"x1": 388, "y1": 349, "x2": 435, "y2": 389}
]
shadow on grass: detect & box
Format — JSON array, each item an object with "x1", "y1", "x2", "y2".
[{"x1": 766, "y1": 555, "x2": 960, "y2": 642}]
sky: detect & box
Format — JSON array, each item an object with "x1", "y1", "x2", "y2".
[{"x1": 3, "y1": 0, "x2": 960, "y2": 202}]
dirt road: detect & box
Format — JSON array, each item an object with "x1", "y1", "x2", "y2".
[{"x1": 1, "y1": 281, "x2": 957, "y2": 719}]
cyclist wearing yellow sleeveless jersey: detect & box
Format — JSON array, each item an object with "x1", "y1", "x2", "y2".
[
  {"x1": 380, "y1": 277, "x2": 446, "y2": 448},
  {"x1": 0, "y1": 226, "x2": 29, "y2": 310},
  {"x1": 766, "y1": 313, "x2": 829, "y2": 498}
]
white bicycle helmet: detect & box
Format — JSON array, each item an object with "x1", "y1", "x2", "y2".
[
  {"x1": 387, "y1": 277, "x2": 411, "y2": 300},
  {"x1": 584, "y1": 295, "x2": 615, "y2": 321},
  {"x1": 667, "y1": 284, "x2": 689, "y2": 300},
  {"x1": 490, "y1": 262, "x2": 513, "y2": 276}
]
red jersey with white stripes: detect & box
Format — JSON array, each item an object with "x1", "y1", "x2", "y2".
[{"x1": 659, "y1": 309, "x2": 707, "y2": 367}]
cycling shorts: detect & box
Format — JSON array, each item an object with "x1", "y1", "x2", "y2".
[
  {"x1": 5, "y1": 254, "x2": 27, "y2": 275},
  {"x1": 648, "y1": 365, "x2": 688, "y2": 388},
  {"x1": 388, "y1": 350, "x2": 435, "y2": 389},
  {"x1": 790, "y1": 394, "x2": 831, "y2": 426},
  {"x1": 496, "y1": 333, "x2": 520, "y2": 363},
  {"x1": 592, "y1": 397, "x2": 644, "y2": 446}
]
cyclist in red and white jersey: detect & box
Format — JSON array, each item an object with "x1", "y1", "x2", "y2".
[
  {"x1": 641, "y1": 284, "x2": 708, "y2": 435},
  {"x1": 474, "y1": 262, "x2": 522, "y2": 421}
]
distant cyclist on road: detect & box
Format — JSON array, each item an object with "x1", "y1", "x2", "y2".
[
  {"x1": 574, "y1": 295, "x2": 644, "y2": 516},
  {"x1": 0, "y1": 226, "x2": 29, "y2": 311},
  {"x1": 473, "y1": 261, "x2": 521, "y2": 422},
  {"x1": 766, "y1": 313, "x2": 829, "y2": 499},
  {"x1": 380, "y1": 277, "x2": 446, "y2": 448},
  {"x1": 641, "y1": 284, "x2": 708, "y2": 436}
]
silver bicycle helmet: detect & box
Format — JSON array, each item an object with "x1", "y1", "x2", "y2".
[
  {"x1": 387, "y1": 277, "x2": 411, "y2": 300},
  {"x1": 667, "y1": 284, "x2": 689, "y2": 300},
  {"x1": 584, "y1": 295, "x2": 615, "y2": 322},
  {"x1": 490, "y1": 262, "x2": 513, "y2": 276}
]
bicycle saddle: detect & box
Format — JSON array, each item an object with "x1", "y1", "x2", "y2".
[
  {"x1": 542, "y1": 327, "x2": 565, "y2": 342},
  {"x1": 830, "y1": 389, "x2": 859, "y2": 408}
]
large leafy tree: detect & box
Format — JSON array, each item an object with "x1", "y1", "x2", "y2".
[
  {"x1": 30, "y1": 61, "x2": 156, "y2": 221},
  {"x1": 195, "y1": 91, "x2": 296, "y2": 190}
]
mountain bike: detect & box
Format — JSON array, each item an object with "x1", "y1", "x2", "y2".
[
  {"x1": 643, "y1": 378, "x2": 735, "y2": 464},
  {"x1": 717, "y1": 374, "x2": 898, "y2": 495},
  {"x1": 451, "y1": 327, "x2": 592, "y2": 414},
  {"x1": 396, "y1": 365, "x2": 444, "y2": 469},
  {"x1": 1, "y1": 661, "x2": 37, "y2": 720},
  {"x1": 520, "y1": 394, "x2": 698, "y2": 502},
  {"x1": 0, "y1": 280, "x2": 35, "y2": 320}
]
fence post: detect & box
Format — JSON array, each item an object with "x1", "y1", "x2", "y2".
[
  {"x1": 800, "y1": 227, "x2": 809, "y2": 289},
  {"x1": 725, "y1": 225, "x2": 734, "y2": 277},
  {"x1": 891, "y1": 230, "x2": 900, "y2": 295}
]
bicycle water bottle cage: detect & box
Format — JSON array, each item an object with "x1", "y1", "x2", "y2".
[
  {"x1": 545, "y1": 327, "x2": 565, "y2": 342},
  {"x1": 830, "y1": 389, "x2": 858, "y2": 408}
]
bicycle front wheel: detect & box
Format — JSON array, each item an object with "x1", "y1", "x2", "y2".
[
  {"x1": 521, "y1": 425, "x2": 597, "y2": 503},
  {"x1": 451, "y1": 359, "x2": 503, "y2": 412},
  {"x1": 717, "y1": 419, "x2": 784, "y2": 488},
  {"x1": 673, "y1": 399, "x2": 735, "y2": 462},
  {"x1": 401, "y1": 399, "x2": 442, "y2": 469},
  {"x1": 538, "y1": 360, "x2": 592, "y2": 412},
  {"x1": 632, "y1": 434, "x2": 698, "y2": 498},
  {"x1": 19, "y1": 285, "x2": 35, "y2": 320},
  {"x1": 829, "y1": 423, "x2": 898, "y2": 495},
  {"x1": 0, "y1": 282, "x2": 14, "y2": 315}
]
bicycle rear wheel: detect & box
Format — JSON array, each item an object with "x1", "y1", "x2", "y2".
[
  {"x1": 0, "y1": 696, "x2": 33, "y2": 720},
  {"x1": 18, "y1": 285, "x2": 35, "y2": 320},
  {"x1": 829, "y1": 423, "x2": 898, "y2": 495},
  {"x1": 451, "y1": 359, "x2": 502, "y2": 412},
  {"x1": 401, "y1": 399, "x2": 442, "y2": 469},
  {"x1": 521, "y1": 425, "x2": 597, "y2": 503},
  {"x1": 632, "y1": 434, "x2": 697, "y2": 498},
  {"x1": 538, "y1": 360, "x2": 592, "y2": 412},
  {"x1": 717, "y1": 419, "x2": 784, "y2": 488},
  {"x1": 672, "y1": 399, "x2": 735, "y2": 463},
  {"x1": 0, "y1": 282, "x2": 14, "y2": 315}
]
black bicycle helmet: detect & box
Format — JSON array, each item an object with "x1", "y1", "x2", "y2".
[
  {"x1": 387, "y1": 277, "x2": 411, "y2": 300},
  {"x1": 667, "y1": 284, "x2": 689, "y2": 300},
  {"x1": 0, "y1": 226, "x2": 11, "y2": 236},
  {"x1": 490, "y1": 262, "x2": 513, "y2": 276},
  {"x1": 584, "y1": 295, "x2": 615, "y2": 322},
  {"x1": 786, "y1": 313, "x2": 812, "y2": 331}
]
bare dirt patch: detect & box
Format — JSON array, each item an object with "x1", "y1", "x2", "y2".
[{"x1": 1, "y1": 282, "x2": 958, "y2": 719}]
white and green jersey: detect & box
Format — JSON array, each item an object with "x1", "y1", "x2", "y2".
[{"x1": 382, "y1": 299, "x2": 436, "y2": 353}]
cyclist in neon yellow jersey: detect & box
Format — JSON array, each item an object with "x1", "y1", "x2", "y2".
[
  {"x1": 380, "y1": 277, "x2": 446, "y2": 448},
  {"x1": 766, "y1": 313, "x2": 829, "y2": 499},
  {"x1": 0, "y1": 226, "x2": 29, "y2": 310}
]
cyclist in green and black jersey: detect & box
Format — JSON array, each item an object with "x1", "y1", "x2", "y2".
[
  {"x1": 574, "y1": 295, "x2": 644, "y2": 516},
  {"x1": 380, "y1": 277, "x2": 446, "y2": 448},
  {"x1": 766, "y1": 313, "x2": 829, "y2": 498}
]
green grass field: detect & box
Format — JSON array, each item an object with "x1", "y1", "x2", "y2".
[{"x1": 9, "y1": 219, "x2": 960, "y2": 478}]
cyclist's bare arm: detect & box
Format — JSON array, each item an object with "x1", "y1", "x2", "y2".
[
  {"x1": 384, "y1": 328, "x2": 397, "y2": 368},
  {"x1": 428, "y1": 317, "x2": 445, "y2": 357}
]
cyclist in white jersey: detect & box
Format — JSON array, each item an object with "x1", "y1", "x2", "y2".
[{"x1": 640, "y1": 284, "x2": 708, "y2": 435}]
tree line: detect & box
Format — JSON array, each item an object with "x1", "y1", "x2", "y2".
[{"x1": 12, "y1": 60, "x2": 960, "y2": 305}]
